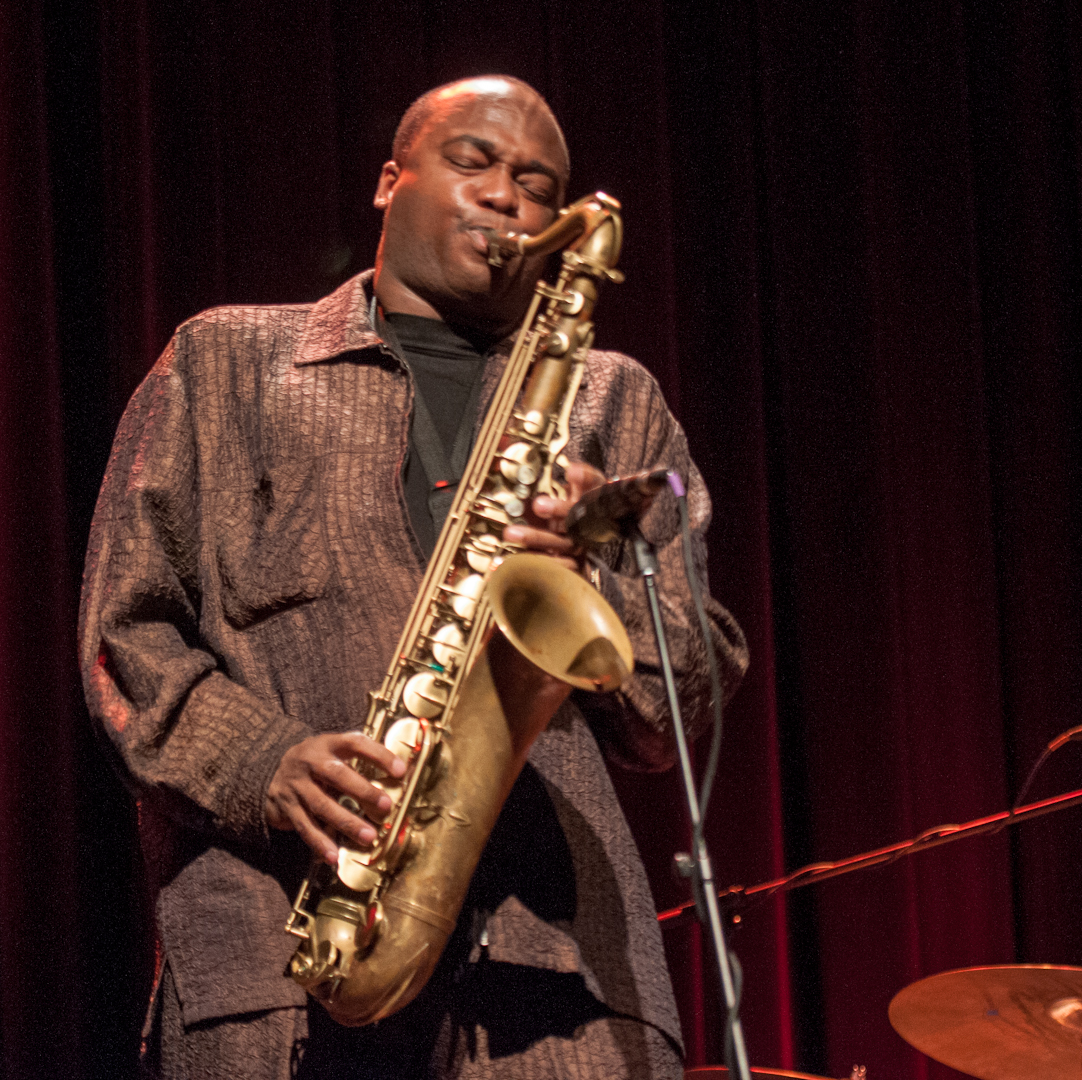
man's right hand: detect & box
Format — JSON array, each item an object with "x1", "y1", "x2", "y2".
[{"x1": 266, "y1": 732, "x2": 407, "y2": 865}]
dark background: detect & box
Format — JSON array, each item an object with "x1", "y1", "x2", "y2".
[{"x1": 3, "y1": 1, "x2": 1081, "y2": 1077}]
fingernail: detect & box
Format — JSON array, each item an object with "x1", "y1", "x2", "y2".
[
  {"x1": 534, "y1": 497, "x2": 554, "y2": 514},
  {"x1": 359, "y1": 826, "x2": 376, "y2": 844},
  {"x1": 377, "y1": 794, "x2": 392, "y2": 813},
  {"x1": 325, "y1": 847, "x2": 339, "y2": 865},
  {"x1": 390, "y1": 756, "x2": 406, "y2": 777},
  {"x1": 504, "y1": 526, "x2": 523, "y2": 542}
]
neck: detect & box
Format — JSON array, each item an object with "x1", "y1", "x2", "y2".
[{"x1": 372, "y1": 265, "x2": 442, "y2": 321}]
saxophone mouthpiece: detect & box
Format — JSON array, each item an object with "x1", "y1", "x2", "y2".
[{"x1": 480, "y1": 228, "x2": 526, "y2": 268}]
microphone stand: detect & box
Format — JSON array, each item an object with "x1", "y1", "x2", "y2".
[{"x1": 628, "y1": 525, "x2": 752, "y2": 1080}]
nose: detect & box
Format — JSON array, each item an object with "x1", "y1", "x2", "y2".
[{"x1": 475, "y1": 164, "x2": 518, "y2": 217}]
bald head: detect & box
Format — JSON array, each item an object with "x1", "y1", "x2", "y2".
[{"x1": 392, "y1": 76, "x2": 569, "y2": 186}]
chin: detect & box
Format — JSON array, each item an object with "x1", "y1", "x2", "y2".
[{"x1": 432, "y1": 257, "x2": 534, "y2": 329}]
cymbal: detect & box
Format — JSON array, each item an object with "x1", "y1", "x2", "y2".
[
  {"x1": 889, "y1": 964, "x2": 1082, "y2": 1080},
  {"x1": 685, "y1": 1069, "x2": 834, "y2": 1079}
]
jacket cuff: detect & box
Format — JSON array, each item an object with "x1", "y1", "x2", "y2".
[{"x1": 226, "y1": 716, "x2": 314, "y2": 844}]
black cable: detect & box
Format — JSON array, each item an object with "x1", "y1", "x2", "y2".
[
  {"x1": 1011, "y1": 723, "x2": 1082, "y2": 813},
  {"x1": 674, "y1": 487, "x2": 725, "y2": 827}
]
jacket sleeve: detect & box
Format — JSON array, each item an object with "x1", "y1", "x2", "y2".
[
  {"x1": 78, "y1": 338, "x2": 314, "y2": 843},
  {"x1": 571, "y1": 354, "x2": 749, "y2": 771}
]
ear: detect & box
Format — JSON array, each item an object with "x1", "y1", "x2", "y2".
[{"x1": 374, "y1": 160, "x2": 400, "y2": 210}]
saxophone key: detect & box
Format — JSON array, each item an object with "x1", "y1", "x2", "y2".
[
  {"x1": 444, "y1": 572, "x2": 484, "y2": 620},
  {"x1": 383, "y1": 717, "x2": 424, "y2": 760},
  {"x1": 465, "y1": 532, "x2": 500, "y2": 574},
  {"x1": 402, "y1": 673, "x2": 448, "y2": 718},
  {"x1": 558, "y1": 289, "x2": 586, "y2": 315},
  {"x1": 382, "y1": 821, "x2": 418, "y2": 873},
  {"x1": 465, "y1": 550, "x2": 491, "y2": 574},
  {"x1": 522, "y1": 410, "x2": 545, "y2": 435},
  {"x1": 468, "y1": 500, "x2": 510, "y2": 527},
  {"x1": 498, "y1": 441, "x2": 540, "y2": 483},
  {"x1": 544, "y1": 330, "x2": 571, "y2": 355},
  {"x1": 430, "y1": 621, "x2": 466, "y2": 666},
  {"x1": 336, "y1": 848, "x2": 381, "y2": 893},
  {"x1": 486, "y1": 484, "x2": 526, "y2": 521},
  {"x1": 396, "y1": 826, "x2": 425, "y2": 868}
]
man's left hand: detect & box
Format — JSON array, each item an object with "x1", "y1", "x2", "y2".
[{"x1": 503, "y1": 460, "x2": 604, "y2": 569}]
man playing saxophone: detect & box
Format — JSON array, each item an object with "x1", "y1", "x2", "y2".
[{"x1": 80, "y1": 75, "x2": 747, "y2": 1080}]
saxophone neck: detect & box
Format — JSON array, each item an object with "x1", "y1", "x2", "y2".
[{"x1": 482, "y1": 192, "x2": 623, "y2": 270}]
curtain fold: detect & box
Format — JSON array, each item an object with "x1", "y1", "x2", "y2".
[{"x1": 0, "y1": 3, "x2": 81, "y2": 1077}]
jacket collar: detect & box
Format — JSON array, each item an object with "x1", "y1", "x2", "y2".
[
  {"x1": 292, "y1": 267, "x2": 569, "y2": 376},
  {"x1": 293, "y1": 270, "x2": 382, "y2": 366}
]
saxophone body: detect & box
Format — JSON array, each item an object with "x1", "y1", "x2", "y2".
[{"x1": 285, "y1": 193, "x2": 633, "y2": 1025}]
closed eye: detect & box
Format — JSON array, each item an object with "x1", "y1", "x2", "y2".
[
  {"x1": 518, "y1": 176, "x2": 556, "y2": 204},
  {"x1": 446, "y1": 151, "x2": 489, "y2": 170},
  {"x1": 441, "y1": 136, "x2": 560, "y2": 205}
]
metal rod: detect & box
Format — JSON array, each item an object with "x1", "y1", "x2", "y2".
[
  {"x1": 630, "y1": 528, "x2": 752, "y2": 1080},
  {"x1": 657, "y1": 786, "x2": 1082, "y2": 926}
]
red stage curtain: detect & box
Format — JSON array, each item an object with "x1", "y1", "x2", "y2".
[
  {"x1": 0, "y1": 1, "x2": 81, "y2": 1075},
  {"x1": 3, "y1": 2, "x2": 1080, "y2": 1078}
]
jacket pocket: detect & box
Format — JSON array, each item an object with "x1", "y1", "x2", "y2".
[{"x1": 216, "y1": 462, "x2": 332, "y2": 628}]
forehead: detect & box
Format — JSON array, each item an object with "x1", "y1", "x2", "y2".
[{"x1": 417, "y1": 86, "x2": 568, "y2": 175}]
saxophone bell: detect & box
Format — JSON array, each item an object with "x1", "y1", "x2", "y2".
[{"x1": 486, "y1": 553, "x2": 632, "y2": 691}]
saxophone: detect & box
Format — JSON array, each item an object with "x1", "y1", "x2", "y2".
[{"x1": 285, "y1": 193, "x2": 633, "y2": 1025}]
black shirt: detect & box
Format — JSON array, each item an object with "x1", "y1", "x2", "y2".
[{"x1": 383, "y1": 313, "x2": 493, "y2": 558}]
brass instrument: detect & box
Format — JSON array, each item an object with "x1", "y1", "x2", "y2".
[{"x1": 285, "y1": 193, "x2": 634, "y2": 1025}]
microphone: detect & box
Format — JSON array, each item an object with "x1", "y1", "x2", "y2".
[{"x1": 565, "y1": 468, "x2": 672, "y2": 546}]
